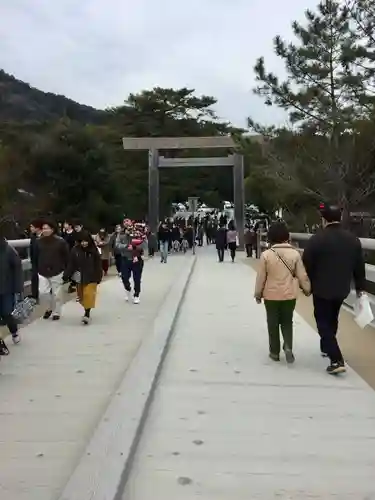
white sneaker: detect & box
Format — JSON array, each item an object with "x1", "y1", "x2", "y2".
[
  {"x1": 133, "y1": 296, "x2": 140, "y2": 304},
  {"x1": 81, "y1": 316, "x2": 91, "y2": 325},
  {"x1": 125, "y1": 290, "x2": 132, "y2": 302},
  {"x1": 12, "y1": 334, "x2": 21, "y2": 344}
]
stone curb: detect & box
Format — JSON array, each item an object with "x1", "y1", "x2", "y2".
[{"x1": 58, "y1": 255, "x2": 197, "y2": 500}]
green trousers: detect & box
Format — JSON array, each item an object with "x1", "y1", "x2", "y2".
[{"x1": 264, "y1": 299, "x2": 296, "y2": 355}]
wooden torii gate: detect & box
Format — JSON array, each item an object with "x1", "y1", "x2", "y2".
[{"x1": 122, "y1": 136, "x2": 245, "y2": 247}]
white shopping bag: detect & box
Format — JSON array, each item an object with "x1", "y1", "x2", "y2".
[{"x1": 354, "y1": 294, "x2": 374, "y2": 329}]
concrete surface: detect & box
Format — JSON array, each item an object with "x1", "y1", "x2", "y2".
[
  {"x1": 122, "y1": 248, "x2": 375, "y2": 500},
  {"x1": 0, "y1": 255, "x2": 191, "y2": 500},
  {"x1": 58, "y1": 255, "x2": 196, "y2": 500}
]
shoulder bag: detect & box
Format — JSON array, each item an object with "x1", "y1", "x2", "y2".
[{"x1": 270, "y1": 248, "x2": 296, "y2": 278}]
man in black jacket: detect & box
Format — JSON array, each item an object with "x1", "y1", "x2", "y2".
[
  {"x1": 303, "y1": 205, "x2": 366, "y2": 375},
  {"x1": 215, "y1": 223, "x2": 227, "y2": 262},
  {"x1": 36, "y1": 221, "x2": 69, "y2": 321}
]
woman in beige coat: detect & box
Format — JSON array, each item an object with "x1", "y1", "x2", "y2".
[{"x1": 254, "y1": 222, "x2": 311, "y2": 363}]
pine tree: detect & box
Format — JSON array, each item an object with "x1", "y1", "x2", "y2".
[
  {"x1": 247, "y1": 0, "x2": 375, "y2": 217},
  {"x1": 250, "y1": 0, "x2": 359, "y2": 136},
  {"x1": 347, "y1": 0, "x2": 375, "y2": 112}
]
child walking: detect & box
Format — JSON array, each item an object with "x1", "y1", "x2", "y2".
[
  {"x1": 254, "y1": 222, "x2": 310, "y2": 363},
  {"x1": 63, "y1": 231, "x2": 102, "y2": 324}
]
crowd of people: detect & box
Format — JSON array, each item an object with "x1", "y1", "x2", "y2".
[
  {"x1": 0, "y1": 218, "x2": 152, "y2": 357},
  {"x1": 156, "y1": 213, "x2": 245, "y2": 263},
  {"x1": 0, "y1": 205, "x2": 369, "y2": 378}
]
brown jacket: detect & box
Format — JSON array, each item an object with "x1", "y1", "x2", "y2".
[
  {"x1": 95, "y1": 234, "x2": 111, "y2": 260},
  {"x1": 254, "y1": 244, "x2": 310, "y2": 300}
]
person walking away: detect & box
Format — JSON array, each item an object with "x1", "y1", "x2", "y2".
[
  {"x1": 254, "y1": 222, "x2": 310, "y2": 363},
  {"x1": 227, "y1": 221, "x2": 238, "y2": 262},
  {"x1": 0, "y1": 233, "x2": 23, "y2": 345},
  {"x1": 185, "y1": 224, "x2": 194, "y2": 249},
  {"x1": 36, "y1": 221, "x2": 69, "y2": 321},
  {"x1": 215, "y1": 223, "x2": 227, "y2": 262},
  {"x1": 95, "y1": 229, "x2": 111, "y2": 276},
  {"x1": 244, "y1": 224, "x2": 255, "y2": 258},
  {"x1": 303, "y1": 205, "x2": 366, "y2": 374},
  {"x1": 197, "y1": 224, "x2": 204, "y2": 247},
  {"x1": 29, "y1": 220, "x2": 43, "y2": 302},
  {"x1": 171, "y1": 224, "x2": 181, "y2": 251},
  {"x1": 63, "y1": 231, "x2": 102, "y2": 324},
  {"x1": 147, "y1": 228, "x2": 157, "y2": 257},
  {"x1": 158, "y1": 222, "x2": 171, "y2": 263},
  {"x1": 110, "y1": 224, "x2": 123, "y2": 276}
]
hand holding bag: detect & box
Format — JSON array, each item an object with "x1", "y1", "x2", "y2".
[
  {"x1": 12, "y1": 297, "x2": 36, "y2": 324},
  {"x1": 354, "y1": 294, "x2": 374, "y2": 329}
]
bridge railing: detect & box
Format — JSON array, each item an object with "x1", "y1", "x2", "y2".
[{"x1": 256, "y1": 231, "x2": 375, "y2": 319}]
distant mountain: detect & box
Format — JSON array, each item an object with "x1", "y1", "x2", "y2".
[{"x1": 0, "y1": 69, "x2": 108, "y2": 124}]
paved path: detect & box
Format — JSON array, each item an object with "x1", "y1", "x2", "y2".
[
  {"x1": 0, "y1": 255, "x2": 191, "y2": 500},
  {"x1": 122, "y1": 249, "x2": 375, "y2": 499}
]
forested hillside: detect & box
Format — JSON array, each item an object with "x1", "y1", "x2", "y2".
[
  {"x1": 0, "y1": 73, "x2": 242, "y2": 229},
  {"x1": 0, "y1": 69, "x2": 109, "y2": 125}
]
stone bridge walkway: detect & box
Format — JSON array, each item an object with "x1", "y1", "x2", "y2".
[{"x1": 1, "y1": 249, "x2": 375, "y2": 500}]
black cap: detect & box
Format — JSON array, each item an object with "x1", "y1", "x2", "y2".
[{"x1": 319, "y1": 203, "x2": 342, "y2": 223}]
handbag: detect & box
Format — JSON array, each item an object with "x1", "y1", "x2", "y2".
[{"x1": 12, "y1": 297, "x2": 37, "y2": 323}]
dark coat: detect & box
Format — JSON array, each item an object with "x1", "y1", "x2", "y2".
[
  {"x1": 303, "y1": 223, "x2": 366, "y2": 300},
  {"x1": 29, "y1": 233, "x2": 39, "y2": 270},
  {"x1": 0, "y1": 239, "x2": 23, "y2": 295},
  {"x1": 62, "y1": 230, "x2": 76, "y2": 250},
  {"x1": 215, "y1": 227, "x2": 228, "y2": 249},
  {"x1": 36, "y1": 235, "x2": 70, "y2": 278},
  {"x1": 63, "y1": 246, "x2": 102, "y2": 285},
  {"x1": 158, "y1": 227, "x2": 171, "y2": 243}
]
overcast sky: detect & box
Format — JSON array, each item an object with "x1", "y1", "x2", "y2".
[{"x1": 0, "y1": 0, "x2": 318, "y2": 128}]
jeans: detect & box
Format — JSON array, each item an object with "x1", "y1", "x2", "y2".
[
  {"x1": 264, "y1": 299, "x2": 296, "y2": 355},
  {"x1": 39, "y1": 273, "x2": 64, "y2": 315},
  {"x1": 160, "y1": 241, "x2": 169, "y2": 262},
  {"x1": 121, "y1": 258, "x2": 144, "y2": 297},
  {"x1": 114, "y1": 254, "x2": 122, "y2": 274},
  {"x1": 0, "y1": 293, "x2": 18, "y2": 336},
  {"x1": 217, "y1": 248, "x2": 225, "y2": 262},
  {"x1": 313, "y1": 295, "x2": 344, "y2": 364}
]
